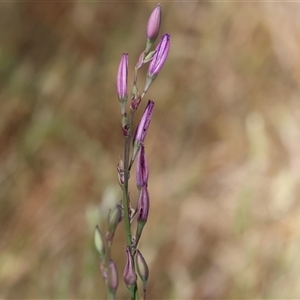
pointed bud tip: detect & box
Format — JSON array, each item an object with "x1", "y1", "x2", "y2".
[{"x1": 147, "y1": 3, "x2": 162, "y2": 42}]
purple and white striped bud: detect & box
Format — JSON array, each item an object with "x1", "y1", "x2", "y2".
[
  {"x1": 117, "y1": 53, "x2": 128, "y2": 114},
  {"x1": 123, "y1": 247, "x2": 137, "y2": 288},
  {"x1": 136, "y1": 144, "x2": 149, "y2": 190},
  {"x1": 94, "y1": 225, "x2": 106, "y2": 263},
  {"x1": 147, "y1": 4, "x2": 162, "y2": 42},
  {"x1": 108, "y1": 259, "x2": 119, "y2": 294},
  {"x1": 131, "y1": 100, "x2": 155, "y2": 164},
  {"x1": 136, "y1": 250, "x2": 149, "y2": 290},
  {"x1": 137, "y1": 185, "x2": 150, "y2": 224},
  {"x1": 144, "y1": 34, "x2": 170, "y2": 95},
  {"x1": 135, "y1": 185, "x2": 150, "y2": 247},
  {"x1": 149, "y1": 34, "x2": 170, "y2": 76}
]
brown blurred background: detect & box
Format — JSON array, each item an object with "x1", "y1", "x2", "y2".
[{"x1": 1, "y1": 1, "x2": 300, "y2": 299}]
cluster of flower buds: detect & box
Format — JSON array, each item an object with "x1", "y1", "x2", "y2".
[
  {"x1": 96, "y1": 3, "x2": 170, "y2": 299},
  {"x1": 95, "y1": 225, "x2": 119, "y2": 297},
  {"x1": 94, "y1": 212, "x2": 121, "y2": 298}
]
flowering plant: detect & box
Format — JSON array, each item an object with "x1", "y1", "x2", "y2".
[{"x1": 94, "y1": 4, "x2": 170, "y2": 299}]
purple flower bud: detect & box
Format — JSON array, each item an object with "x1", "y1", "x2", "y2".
[
  {"x1": 149, "y1": 34, "x2": 170, "y2": 76},
  {"x1": 134, "y1": 186, "x2": 150, "y2": 247},
  {"x1": 136, "y1": 250, "x2": 149, "y2": 284},
  {"x1": 147, "y1": 4, "x2": 162, "y2": 42},
  {"x1": 131, "y1": 100, "x2": 154, "y2": 163},
  {"x1": 144, "y1": 34, "x2": 170, "y2": 94},
  {"x1": 117, "y1": 53, "x2": 128, "y2": 114},
  {"x1": 123, "y1": 246, "x2": 137, "y2": 287},
  {"x1": 137, "y1": 185, "x2": 150, "y2": 224},
  {"x1": 136, "y1": 144, "x2": 149, "y2": 190},
  {"x1": 134, "y1": 100, "x2": 154, "y2": 143},
  {"x1": 108, "y1": 259, "x2": 119, "y2": 294}
]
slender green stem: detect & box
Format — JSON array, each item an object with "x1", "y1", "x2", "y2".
[
  {"x1": 122, "y1": 111, "x2": 135, "y2": 252},
  {"x1": 134, "y1": 67, "x2": 138, "y2": 85},
  {"x1": 122, "y1": 136, "x2": 132, "y2": 249},
  {"x1": 122, "y1": 110, "x2": 139, "y2": 300},
  {"x1": 108, "y1": 291, "x2": 115, "y2": 300},
  {"x1": 107, "y1": 240, "x2": 112, "y2": 263}
]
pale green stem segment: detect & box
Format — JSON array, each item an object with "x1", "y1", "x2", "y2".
[
  {"x1": 122, "y1": 110, "x2": 138, "y2": 300},
  {"x1": 108, "y1": 291, "x2": 115, "y2": 300},
  {"x1": 122, "y1": 110, "x2": 135, "y2": 250}
]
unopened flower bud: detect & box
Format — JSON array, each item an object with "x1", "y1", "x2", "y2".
[
  {"x1": 135, "y1": 186, "x2": 150, "y2": 247},
  {"x1": 123, "y1": 247, "x2": 137, "y2": 288},
  {"x1": 94, "y1": 225, "x2": 106, "y2": 263},
  {"x1": 136, "y1": 144, "x2": 149, "y2": 189},
  {"x1": 131, "y1": 100, "x2": 155, "y2": 163},
  {"x1": 106, "y1": 204, "x2": 122, "y2": 244},
  {"x1": 147, "y1": 4, "x2": 162, "y2": 43},
  {"x1": 117, "y1": 53, "x2": 128, "y2": 114},
  {"x1": 144, "y1": 34, "x2": 170, "y2": 95},
  {"x1": 108, "y1": 259, "x2": 119, "y2": 294},
  {"x1": 136, "y1": 250, "x2": 149, "y2": 291},
  {"x1": 137, "y1": 185, "x2": 150, "y2": 224}
]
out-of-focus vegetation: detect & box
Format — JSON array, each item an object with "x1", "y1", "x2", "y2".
[{"x1": 1, "y1": 2, "x2": 300, "y2": 299}]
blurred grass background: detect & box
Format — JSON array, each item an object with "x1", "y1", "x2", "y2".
[{"x1": 1, "y1": 1, "x2": 300, "y2": 299}]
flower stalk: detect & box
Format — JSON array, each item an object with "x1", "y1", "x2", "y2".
[{"x1": 94, "y1": 3, "x2": 170, "y2": 299}]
